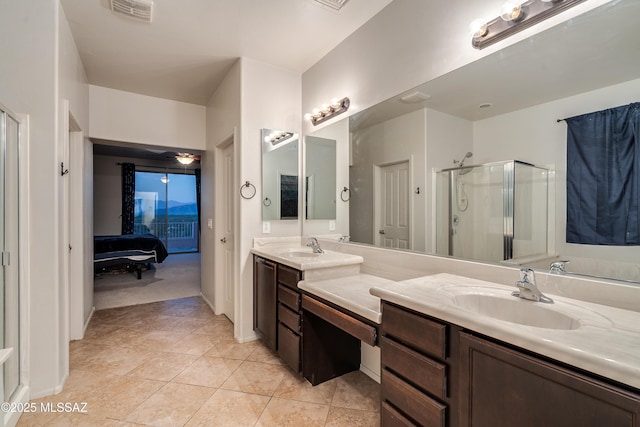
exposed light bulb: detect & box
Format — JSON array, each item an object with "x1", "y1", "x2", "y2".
[
  {"x1": 469, "y1": 18, "x2": 488, "y2": 37},
  {"x1": 304, "y1": 112, "x2": 313, "y2": 121},
  {"x1": 330, "y1": 98, "x2": 342, "y2": 109},
  {"x1": 500, "y1": 0, "x2": 524, "y2": 22},
  {"x1": 321, "y1": 103, "x2": 331, "y2": 114},
  {"x1": 312, "y1": 108, "x2": 322, "y2": 119}
]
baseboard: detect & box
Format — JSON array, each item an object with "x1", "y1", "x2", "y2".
[
  {"x1": 83, "y1": 306, "x2": 95, "y2": 336},
  {"x1": 235, "y1": 333, "x2": 259, "y2": 344},
  {"x1": 4, "y1": 385, "x2": 29, "y2": 427},
  {"x1": 200, "y1": 292, "x2": 215, "y2": 313},
  {"x1": 360, "y1": 363, "x2": 381, "y2": 384}
]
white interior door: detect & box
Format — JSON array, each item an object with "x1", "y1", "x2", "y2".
[
  {"x1": 221, "y1": 143, "x2": 235, "y2": 322},
  {"x1": 376, "y1": 161, "x2": 411, "y2": 249}
]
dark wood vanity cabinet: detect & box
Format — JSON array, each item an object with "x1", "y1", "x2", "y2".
[
  {"x1": 380, "y1": 302, "x2": 454, "y2": 427},
  {"x1": 276, "y1": 263, "x2": 303, "y2": 373},
  {"x1": 253, "y1": 256, "x2": 303, "y2": 372},
  {"x1": 380, "y1": 301, "x2": 640, "y2": 427},
  {"x1": 459, "y1": 332, "x2": 640, "y2": 427},
  {"x1": 253, "y1": 256, "x2": 277, "y2": 350}
]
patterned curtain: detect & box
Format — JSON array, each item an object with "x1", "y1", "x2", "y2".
[
  {"x1": 566, "y1": 102, "x2": 640, "y2": 245},
  {"x1": 195, "y1": 168, "x2": 201, "y2": 234},
  {"x1": 121, "y1": 163, "x2": 136, "y2": 235}
]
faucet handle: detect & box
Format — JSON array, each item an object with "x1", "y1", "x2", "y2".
[{"x1": 519, "y1": 268, "x2": 533, "y2": 283}]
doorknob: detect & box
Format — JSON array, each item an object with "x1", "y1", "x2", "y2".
[
  {"x1": 220, "y1": 237, "x2": 227, "y2": 243},
  {"x1": 378, "y1": 229, "x2": 386, "y2": 234}
]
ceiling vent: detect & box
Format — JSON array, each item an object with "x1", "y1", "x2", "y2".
[
  {"x1": 311, "y1": 0, "x2": 350, "y2": 11},
  {"x1": 111, "y1": 0, "x2": 154, "y2": 23}
]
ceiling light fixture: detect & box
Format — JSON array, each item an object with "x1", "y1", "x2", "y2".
[
  {"x1": 176, "y1": 153, "x2": 196, "y2": 165},
  {"x1": 304, "y1": 97, "x2": 350, "y2": 126},
  {"x1": 471, "y1": 0, "x2": 586, "y2": 50},
  {"x1": 160, "y1": 175, "x2": 169, "y2": 184}
]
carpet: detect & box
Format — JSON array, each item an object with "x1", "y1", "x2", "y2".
[{"x1": 94, "y1": 252, "x2": 201, "y2": 310}]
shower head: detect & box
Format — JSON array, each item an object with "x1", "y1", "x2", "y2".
[
  {"x1": 455, "y1": 152, "x2": 473, "y2": 175},
  {"x1": 455, "y1": 152, "x2": 473, "y2": 167}
]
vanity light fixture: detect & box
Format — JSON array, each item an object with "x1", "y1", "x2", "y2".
[
  {"x1": 304, "y1": 97, "x2": 350, "y2": 126},
  {"x1": 471, "y1": 0, "x2": 586, "y2": 50},
  {"x1": 176, "y1": 153, "x2": 196, "y2": 165},
  {"x1": 265, "y1": 131, "x2": 295, "y2": 145}
]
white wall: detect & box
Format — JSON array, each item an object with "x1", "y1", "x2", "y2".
[
  {"x1": 203, "y1": 60, "x2": 241, "y2": 316},
  {"x1": 0, "y1": 0, "x2": 91, "y2": 398},
  {"x1": 59, "y1": 4, "x2": 92, "y2": 343},
  {"x1": 89, "y1": 85, "x2": 206, "y2": 150},
  {"x1": 473, "y1": 78, "x2": 640, "y2": 266},
  {"x1": 234, "y1": 58, "x2": 302, "y2": 341}
]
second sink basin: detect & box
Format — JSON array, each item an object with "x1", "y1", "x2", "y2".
[{"x1": 452, "y1": 293, "x2": 580, "y2": 330}]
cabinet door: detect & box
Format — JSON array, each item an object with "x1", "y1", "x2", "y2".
[
  {"x1": 459, "y1": 332, "x2": 640, "y2": 427},
  {"x1": 253, "y1": 257, "x2": 277, "y2": 350}
]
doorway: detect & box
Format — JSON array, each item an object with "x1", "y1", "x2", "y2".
[{"x1": 375, "y1": 160, "x2": 411, "y2": 249}]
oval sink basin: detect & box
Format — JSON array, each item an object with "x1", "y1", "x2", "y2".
[
  {"x1": 452, "y1": 294, "x2": 580, "y2": 330},
  {"x1": 287, "y1": 251, "x2": 321, "y2": 258}
]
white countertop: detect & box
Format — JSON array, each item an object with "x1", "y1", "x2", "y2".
[
  {"x1": 298, "y1": 274, "x2": 396, "y2": 323},
  {"x1": 250, "y1": 246, "x2": 363, "y2": 271},
  {"x1": 370, "y1": 273, "x2": 640, "y2": 391}
]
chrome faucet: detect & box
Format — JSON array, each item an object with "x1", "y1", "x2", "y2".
[
  {"x1": 512, "y1": 268, "x2": 553, "y2": 304},
  {"x1": 549, "y1": 260, "x2": 569, "y2": 274},
  {"x1": 306, "y1": 237, "x2": 324, "y2": 254},
  {"x1": 338, "y1": 235, "x2": 350, "y2": 243}
]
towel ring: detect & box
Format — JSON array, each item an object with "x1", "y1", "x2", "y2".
[
  {"x1": 240, "y1": 181, "x2": 256, "y2": 199},
  {"x1": 263, "y1": 197, "x2": 272, "y2": 206},
  {"x1": 340, "y1": 186, "x2": 351, "y2": 202}
]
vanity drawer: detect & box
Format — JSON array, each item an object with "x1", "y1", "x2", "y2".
[
  {"x1": 302, "y1": 294, "x2": 377, "y2": 346},
  {"x1": 382, "y1": 369, "x2": 446, "y2": 427},
  {"x1": 382, "y1": 302, "x2": 447, "y2": 359},
  {"x1": 278, "y1": 303, "x2": 301, "y2": 333},
  {"x1": 278, "y1": 264, "x2": 301, "y2": 289},
  {"x1": 381, "y1": 336, "x2": 447, "y2": 400},
  {"x1": 278, "y1": 322, "x2": 300, "y2": 373},
  {"x1": 381, "y1": 401, "x2": 417, "y2": 427},
  {"x1": 278, "y1": 284, "x2": 301, "y2": 312}
]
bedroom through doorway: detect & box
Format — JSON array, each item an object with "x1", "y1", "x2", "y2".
[{"x1": 92, "y1": 144, "x2": 203, "y2": 310}]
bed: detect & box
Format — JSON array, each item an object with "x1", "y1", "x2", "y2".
[{"x1": 94, "y1": 234, "x2": 169, "y2": 279}]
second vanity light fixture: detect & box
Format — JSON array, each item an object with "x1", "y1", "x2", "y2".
[
  {"x1": 304, "y1": 97, "x2": 350, "y2": 126},
  {"x1": 470, "y1": 0, "x2": 586, "y2": 49},
  {"x1": 264, "y1": 130, "x2": 295, "y2": 145}
]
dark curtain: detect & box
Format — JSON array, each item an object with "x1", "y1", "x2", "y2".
[
  {"x1": 566, "y1": 102, "x2": 640, "y2": 245},
  {"x1": 194, "y1": 168, "x2": 201, "y2": 233},
  {"x1": 121, "y1": 162, "x2": 136, "y2": 235}
]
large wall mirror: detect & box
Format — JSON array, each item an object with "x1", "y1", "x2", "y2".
[
  {"x1": 302, "y1": 1, "x2": 640, "y2": 284},
  {"x1": 261, "y1": 129, "x2": 299, "y2": 221}
]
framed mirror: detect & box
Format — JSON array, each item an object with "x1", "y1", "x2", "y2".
[
  {"x1": 261, "y1": 129, "x2": 299, "y2": 221},
  {"x1": 304, "y1": 135, "x2": 336, "y2": 220}
]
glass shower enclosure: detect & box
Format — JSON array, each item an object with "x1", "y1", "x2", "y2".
[{"x1": 435, "y1": 160, "x2": 549, "y2": 263}]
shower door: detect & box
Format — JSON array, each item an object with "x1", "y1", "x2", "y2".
[{"x1": 1, "y1": 105, "x2": 21, "y2": 401}]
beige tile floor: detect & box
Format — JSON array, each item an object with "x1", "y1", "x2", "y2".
[{"x1": 18, "y1": 296, "x2": 380, "y2": 426}]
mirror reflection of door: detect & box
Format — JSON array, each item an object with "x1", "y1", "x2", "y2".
[
  {"x1": 376, "y1": 161, "x2": 411, "y2": 249},
  {"x1": 261, "y1": 129, "x2": 299, "y2": 221}
]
